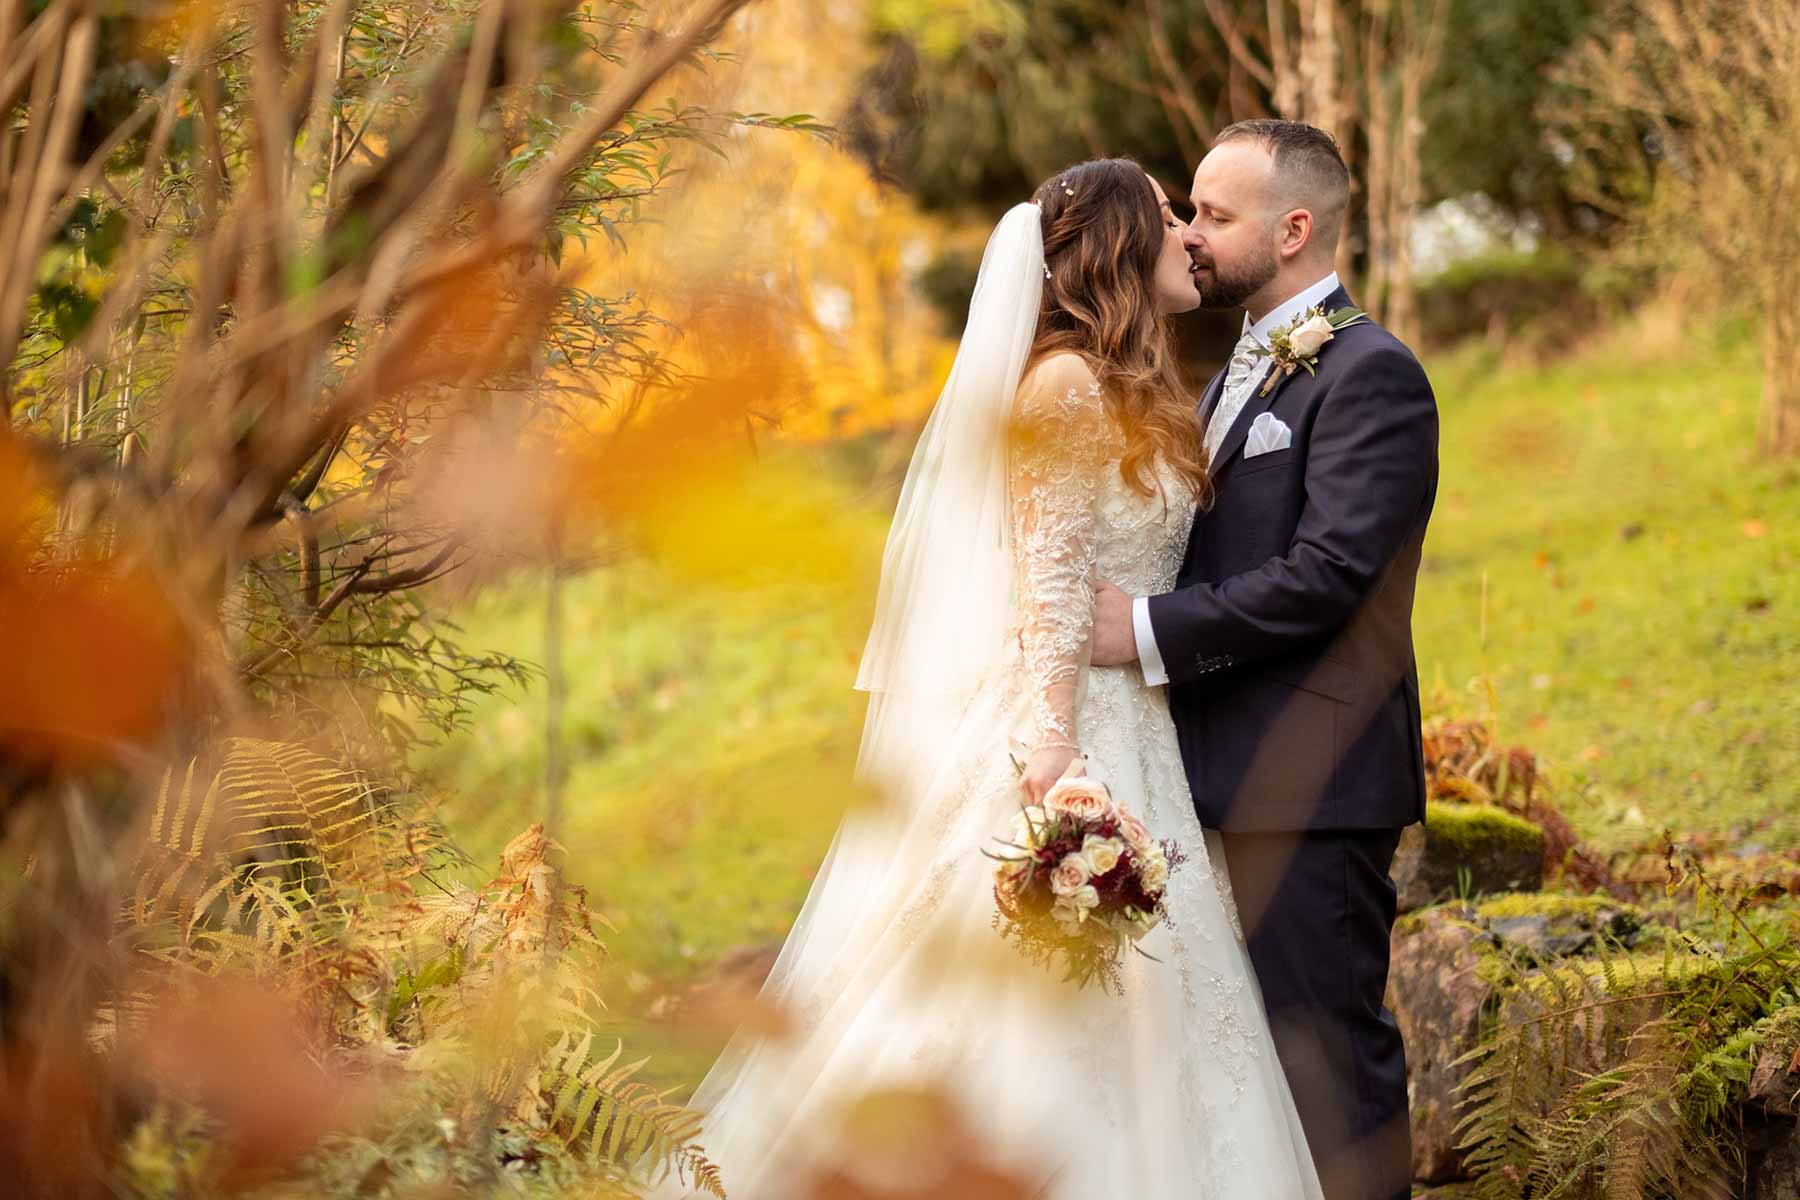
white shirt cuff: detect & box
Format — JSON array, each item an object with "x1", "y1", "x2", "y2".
[{"x1": 1132, "y1": 596, "x2": 1169, "y2": 687}]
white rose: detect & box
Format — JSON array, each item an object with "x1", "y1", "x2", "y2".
[
  {"x1": 1069, "y1": 884, "x2": 1100, "y2": 912},
  {"x1": 1288, "y1": 313, "x2": 1336, "y2": 358},
  {"x1": 1049, "y1": 858, "x2": 1091, "y2": 895},
  {"x1": 1010, "y1": 807, "x2": 1047, "y2": 846},
  {"x1": 1080, "y1": 835, "x2": 1125, "y2": 877}
]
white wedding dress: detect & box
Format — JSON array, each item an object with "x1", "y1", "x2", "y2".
[{"x1": 647, "y1": 345, "x2": 1324, "y2": 1199}]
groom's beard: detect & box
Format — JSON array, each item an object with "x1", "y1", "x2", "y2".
[{"x1": 1193, "y1": 244, "x2": 1279, "y2": 311}]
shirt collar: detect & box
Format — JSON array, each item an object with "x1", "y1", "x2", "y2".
[{"x1": 1242, "y1": 272, "x2": 1342, "y2": 348}]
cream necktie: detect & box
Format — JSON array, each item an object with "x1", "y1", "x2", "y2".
[{"x1": 1204, "y1": 332, "x2": 1266, "y2": 463}]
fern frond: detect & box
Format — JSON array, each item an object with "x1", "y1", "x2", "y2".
[
  {"x1": 217, "y1": 738, "x2": 387, "y2": 896},
  {"x1": 533, "y1": 1030, "x2": 716, "y2": 1191}
]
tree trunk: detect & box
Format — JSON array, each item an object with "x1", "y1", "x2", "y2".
[
  {"x1": 1294, "y1": 0, "x2": 1360, "y2": 283},
  {"x1": 1298, "y1": 0, "x2": 1343, "y2": 137},
  {"x1": 1268, "y1": 0, "x2": 1300, "y2": 118},
  {"x1": 1387, "y1": 62, "x2": 1422, "y2": 344},
  {"x1": 1386, "y1": 0, "x2": 1447, "y2": 345},
  {"x1": 1361, "y1": 0, "x2": 1394, "y2": 323},
  {"x1": 1764, "y1": 297, "x2": 1800, "y2": 457}
]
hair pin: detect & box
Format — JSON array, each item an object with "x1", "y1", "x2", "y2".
[
  {"x1": 1043, "y1": 264, "x2": 1053, "y2": 280},
  {"x1": 1062, "y1": 185, "x2": 1075, "y2": 196}
]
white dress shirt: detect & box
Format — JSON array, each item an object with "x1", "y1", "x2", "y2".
[{"x1": 1132, "y1": 272, "x2": 1342, "y2": 686}]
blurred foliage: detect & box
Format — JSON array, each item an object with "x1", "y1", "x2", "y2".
[
  {"x1": 849, "y1": 0, "x2": 1603, "y2": 238},
  {"x1": 1544, "y1": 0, "x2": 1800, "y2": 457},
  {"x1": 1418, "y1": 0, "x2": 1600, "y2": 240},
  {"x1": 105, "y1": 738, "x2": 722, "y2": 1197},
  {"x1": 1, "y1": 1, "x2": 804, "y2": 1195},
  {"x1": 4, "y1": 0, "x2": 780, "y2": 763},
  {"x1": 1412, "y1": 248, "x2": 1596, "y2": 353},
  {"x1": 846, "y1": 0, "x2": 1189, "y2": 213}
]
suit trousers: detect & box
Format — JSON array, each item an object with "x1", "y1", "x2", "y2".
[{"x1": 1217, "y1": 827, "x2": 1411, "y2": 1200}]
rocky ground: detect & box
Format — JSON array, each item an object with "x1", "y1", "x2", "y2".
[{"x1": 1389, "y1": 790, "x2": 1800, "y2": 1197}]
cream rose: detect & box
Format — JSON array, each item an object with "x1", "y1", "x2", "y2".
[
  {"x1": 1051, "y1": 898, "x2": 1085, "y2": 933},
  {"x1": 1068, "y1": 884, "x2": 1100, "y2": 912},
  {"x1": 1044, "y1": 776, "x2": 1116, "y2": 823},
  {"x1": 1049, "y1": 858, "x2": 1091, "y2": 896},
  {"x1": 1288, "y1": 313, "x2": 1336, "y2": 357},
  {"x1": 1117, "y1": 814, "x2": 1153, "y2": 853},
  {"x1": 1010, "y1": 806, "x2": 1047, "y2": 846},
  {"x1": 1080, "y1": 835, "x2": 1125, "y2": 877},
  {"x1": 1139, "y1": 856, "x2": 1170, "y2": 891}
]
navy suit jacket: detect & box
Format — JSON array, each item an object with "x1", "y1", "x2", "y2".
[{"x1": 1147, "y1": 288, "x2": 1438, "y2": 832}]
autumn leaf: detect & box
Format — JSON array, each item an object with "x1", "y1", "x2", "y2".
[{"x1": 0, "y1": 435, "x2": 188, "y2": 770}]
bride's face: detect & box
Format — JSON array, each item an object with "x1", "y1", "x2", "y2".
[{"x1": 1148, "y1": 177, "x2": 1200, "y2": 315}]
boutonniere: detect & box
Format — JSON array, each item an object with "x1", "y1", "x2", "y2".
[{"x1": 1258, "y1": 305, "x2": 1369, "y2": 396}]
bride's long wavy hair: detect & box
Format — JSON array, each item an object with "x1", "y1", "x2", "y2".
[{"x1": 1029, "y1": 158, "x2": 1210, "y2": 504}]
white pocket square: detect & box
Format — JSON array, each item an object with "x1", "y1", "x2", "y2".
[{"x1": 1244, "y1": 412, "x2": 1293, "y2": 457}]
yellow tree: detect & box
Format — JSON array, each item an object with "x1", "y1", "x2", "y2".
[{"x1": 580, "y1": 0, "x2": 956, "y2": 442}]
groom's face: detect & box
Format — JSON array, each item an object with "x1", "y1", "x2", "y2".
[{"x1": 1183, "y1": 142, "x2": 1281, "y2": 311}]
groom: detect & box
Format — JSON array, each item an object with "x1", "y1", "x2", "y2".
[{"x1": 1092, "y1": 120, "x2": 1436, "y2": 1200}]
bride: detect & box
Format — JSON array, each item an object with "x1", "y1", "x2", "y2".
[{"x1": 650, "y1": 159, "x2": 1323, "y2": 1199}]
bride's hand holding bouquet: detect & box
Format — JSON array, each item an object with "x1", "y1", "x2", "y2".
[
  {"x1": 1018, "y1": 743, "x2": 1082, "y2": 805},
  {"x1": 986, "y1": 757, "x2": 1187, "y2": 993}
]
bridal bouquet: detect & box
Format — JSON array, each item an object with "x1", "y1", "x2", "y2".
[{"x1": 985, "y1": 762, "x2": 1187, "y2": 993}]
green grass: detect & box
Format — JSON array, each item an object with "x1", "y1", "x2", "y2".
[
  {"x1": 1414, "y1": 315, "x2": 1798, "y2": 855},
  {"x1": 420, "y1": 312, "x2": 1799, "y2": 1022},
  {"x1": 421, "y1": 555, "x2": 875, "y2": 991}
]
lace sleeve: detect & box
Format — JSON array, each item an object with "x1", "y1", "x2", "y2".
[{"x1": 1007, "y1": 355, "x2": 1111, "y2": 755}]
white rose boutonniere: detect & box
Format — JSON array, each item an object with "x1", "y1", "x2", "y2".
[
  {"x1": 1288, "y1": 313, "x2": 1337, "y2": 357},
  {"x1": 1259, "y1": 304, "x2": 1369, "y2": 396}
]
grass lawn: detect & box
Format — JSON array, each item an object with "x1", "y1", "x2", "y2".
[
  {"x1": 419, "y1": 311, "x2": 1798, "y2": 1025},
  {"x1": 1413, "y1": 314, "x2": 1797, "y2": 855}
]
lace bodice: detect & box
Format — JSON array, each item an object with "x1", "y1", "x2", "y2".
[{"x1": 1006, "y1": 354, "x2": 1197, "y2": 755}]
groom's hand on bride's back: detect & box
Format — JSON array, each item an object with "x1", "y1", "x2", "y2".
[{"x1": 1090, "y1": 578, "x2": 1138, "y2": 667}]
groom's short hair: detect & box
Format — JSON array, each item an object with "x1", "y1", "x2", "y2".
[{"x1": 1213, "y1": 119, "x2": 1350, "y2": 251}]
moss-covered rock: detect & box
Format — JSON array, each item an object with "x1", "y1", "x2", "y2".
[
  {"x1": 1393, "y1": 802, "x2": 1546, "y2": 912},
  {"x1": 1473, "y1": 892, "x2": 1623, "y2": 922},
  {"x1": 1749, "y1": 1014, "x2": 1800, "y2": 1199},
  {"x1": 1750, "y1": 1011, "x2": 1800, "y2": 1118},
  {"x1": 1472, "y1": 892, "x2": 1646, "y2": 960}
]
